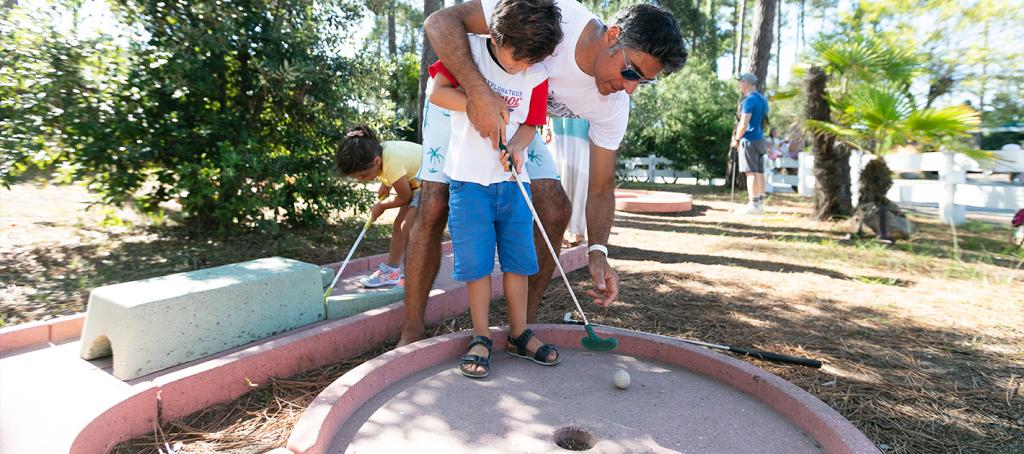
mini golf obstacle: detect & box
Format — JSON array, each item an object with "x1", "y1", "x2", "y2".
[
  {"x1": 615, "y1": 189, "x2": 693, "y2": 213},
  {"x1": 287, "y1": 326, "x2": 878, "y2": 454}
]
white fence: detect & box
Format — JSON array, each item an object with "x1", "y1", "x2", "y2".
[
  {"x1": 798, "y1": 147, "x2": 1024, "y2": 224},
  {"x1": 620, "y1": 147, "x2": 1023, "y2": 225}
]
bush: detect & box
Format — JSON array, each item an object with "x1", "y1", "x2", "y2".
[
  {"x1": 3, "y1": 0, "x2": 402, "y2": 231},
  {"x1": 620, "y1": 60, "x2": 737, "y2": 180}
]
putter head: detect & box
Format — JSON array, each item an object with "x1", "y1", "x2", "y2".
[{"x1": 580, "y1": 324, "x2": 618, "y2": 351}]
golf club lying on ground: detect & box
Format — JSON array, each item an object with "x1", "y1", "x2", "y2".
[
  {"x1": 562, "y1": 312, "x2": 822, "y2": 368},
  {"x1": 502, "y1": 141, "x2": 618, "y2": 352}
]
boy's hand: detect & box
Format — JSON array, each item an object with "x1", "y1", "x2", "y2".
[
  {"x1": 369, "y1": 202, "x2": 386, "y2": 221},
  {"x1": 498, "y1": 147, "x2": 525, "y2": 175}
]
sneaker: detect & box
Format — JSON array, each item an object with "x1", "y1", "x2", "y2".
[
  {"x1": 734, "y1": 203, "x2": 764, "y2": 215},
  {"x1": 361, "y1": 263, "x2": 402, "y2": 288}
]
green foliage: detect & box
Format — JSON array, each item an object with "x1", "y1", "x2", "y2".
[
  {"x1": 806, "y1": 84, "x2": 980, "y2": 156},
  {"x1": 621, "y1": 60, "x2": 737, "y2": 179},
  {"x1": 3, "y1": 0, "x2": 402, "y2": 230},
  {"x1": 0, "y1": 1, "x2": 125, "y2": 186}
]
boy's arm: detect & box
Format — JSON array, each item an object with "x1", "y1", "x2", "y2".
[
  {"x1": 424, "y1": 1, "x2": 508, "y2": 149},
  {"x1": 427, "y1": 70, "x2": 468, "y2": 112}
]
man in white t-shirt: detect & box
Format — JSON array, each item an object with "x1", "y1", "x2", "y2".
[{"x1": 398, "y1": 0, "x2": 687, "y2": 347}]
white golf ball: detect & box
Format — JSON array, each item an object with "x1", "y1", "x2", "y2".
[{"x1": 613, "y1": 369, "x2": 630, "y2": 390}]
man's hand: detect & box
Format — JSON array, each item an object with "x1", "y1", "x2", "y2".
[
  {"x1": 585, "y1": 253, "x2": 619, "y2": 307},
  {"x1": 731, "y1": 137, "x2": 739, "y2": 149},
  {"x1": 369, "y1": 202, "x2": 386, "y2": 221},
  {"x1": 466, "y1": 85, "x2": 509, "y2": 150}
]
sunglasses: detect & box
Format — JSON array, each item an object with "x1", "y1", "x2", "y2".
[{"x1": 619, "y1": 46, "x2": 657, "y2": 85}]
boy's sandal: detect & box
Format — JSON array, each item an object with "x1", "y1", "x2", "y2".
[
  {"x1": 506, "y1": 328, "x2": 560, "y2": 366},
  {"x1": 459, "y1": 335, "x2": 493, "y2": 379}
]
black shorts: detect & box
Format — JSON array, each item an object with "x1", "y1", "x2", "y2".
[{"x1": 739, "y1": 139, "x2": 769, "y2": 173}]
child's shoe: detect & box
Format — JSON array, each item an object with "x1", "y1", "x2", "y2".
[{"x1": 361, "y1": 263, "x2": 402, "y2": 288}]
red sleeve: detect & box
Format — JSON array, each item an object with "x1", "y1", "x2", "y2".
[
  {"x1": 427, "y1": 60, "x2": 459, "y2": 89},
  {"x1": 525, "y1": 79, "x2": 548, "y2": 126}
]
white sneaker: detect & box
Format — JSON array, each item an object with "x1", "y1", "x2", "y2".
[
  {"x1": 734, "y1": 203, "x2": 764, "y2": 215},
  {"x1": 360, "y1": 263, "x2": 402, "y2": 288}
]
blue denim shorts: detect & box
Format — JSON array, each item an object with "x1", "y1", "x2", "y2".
[{"x1": 447, "y1": 180, "x2": 539, "y2": 281}]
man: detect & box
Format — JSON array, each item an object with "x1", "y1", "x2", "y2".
[
  {"x1": 731, "y1": 72, "x2": 770, "y2": 214},
  {"x1": 398, "y1": 0, "x2": 687, "y2": 347}
]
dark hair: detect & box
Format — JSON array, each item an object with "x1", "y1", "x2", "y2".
[
  {"x1": 490, "y1": 0, "x2": 563, "y2": 64},
  {"x1": 613, "y1": 4, "x2": 688, "y2": 75},
  {"x1": 334, "y1": 125, "x2": 382, "y2": 175}
]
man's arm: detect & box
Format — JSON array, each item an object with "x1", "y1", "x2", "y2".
[
  {"x1": 423, "y1": 0, "x2": 508, "y2": 149},
  {"x1": 584, "y1": 142, "x2": 619, "y2": 307},
  {"x1": 731, "y1": 112, "x2": 751, "y2": 148}
]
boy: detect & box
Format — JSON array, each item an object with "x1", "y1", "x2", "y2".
[{"x1": 426, "y1": 0, "x2": 562, "y2": 378}]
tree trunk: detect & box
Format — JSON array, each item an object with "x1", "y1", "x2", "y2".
[
  {"x1": 726, "y1": 100, "x2": 748, "y2": 191},
  {"x1": 417, "y1": 0, "x2": 443, "y2": 143},
  {"x1": 387, "y1": 5, "x2": 396, "y2": 58},
  {"x1": 795, "y1": 0, "x2": 804, "y2": 61},
  {"x1": 732, "y1": 0, "x2": 740, "y2": 76},
  {"x1": 774, "y1": 0, "x2": 781, "y2": 86},
  {"x1": 804, "y1": 66, "x2": 851, "y2": 220},
  {"x1": 746, "y1": 0, "x2": 776, "y2": 94},
  {"x1": 737, "y1": 0, "x2": 748, "y2": 76}
]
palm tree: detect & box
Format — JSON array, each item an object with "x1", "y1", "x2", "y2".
[{"x1": 807, "y1": 84, "x2": 981, "y2": 207}]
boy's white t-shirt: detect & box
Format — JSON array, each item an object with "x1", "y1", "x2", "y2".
[
  {"x1": 429, "y1": 35, "x2": 548, "y2": 186},
  {"x1": 482, "y1": 0, "x2": 630, "y2": 151}
]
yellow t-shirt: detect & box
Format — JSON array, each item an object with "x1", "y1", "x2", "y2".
[{"x1": 379, "y1": 141, "x2": 422, "y2": 190}]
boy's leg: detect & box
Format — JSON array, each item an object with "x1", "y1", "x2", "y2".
[
  {"x1": 521, "y1": 133, "x2": 570, "y2": 324},
  {"x1": 496, "y1": 182, "x2": 556, "y2": 363},
  {"x1": 464, "y1": 276, "x2": 492, "y2": 375},
  {"x1": 450, "y1": 181, "x2": 497, "y2": 374}
]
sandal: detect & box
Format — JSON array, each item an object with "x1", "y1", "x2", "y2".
[
  {"x1": 459, "y1": 335, "x2": 493, "y2": 378},
  {"x1": 506, "y1": 328, "x2": 560, "y2": 366}
]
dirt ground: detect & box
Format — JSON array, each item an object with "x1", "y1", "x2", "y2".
[{"x1": 4, "y1": 181, "x2": 1022, "y2": 453}]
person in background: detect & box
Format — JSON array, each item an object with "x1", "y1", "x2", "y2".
[{"x1": 730, "y1": 72, "x2": 770, "y2": 215}]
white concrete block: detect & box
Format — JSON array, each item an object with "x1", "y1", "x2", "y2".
[{"x1": 79, "y1": 257, "x2": 325, "y2": 380}]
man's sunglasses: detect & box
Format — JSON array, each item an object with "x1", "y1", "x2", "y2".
[{"x1": 619, "y1": 46, "x2": 657, "y2": 85}]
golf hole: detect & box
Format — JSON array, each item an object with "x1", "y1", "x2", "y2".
[{"x1": 553, "y1": 426, "x2": 596, "y2": 451}]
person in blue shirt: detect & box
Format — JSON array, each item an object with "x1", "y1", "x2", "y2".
[{"x1": 730, "y1": 72, "x2": 770, "y2": 214}]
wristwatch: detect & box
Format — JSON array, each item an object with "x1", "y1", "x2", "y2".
[{"x1": 587, "y1": 244, "x2": 609, "y2": 257}]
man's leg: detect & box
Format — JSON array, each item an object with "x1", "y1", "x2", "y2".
[
  {"x1": 397, "y1": 181, "x2": 449, "y2": 347},
  {"x1": 745, "y1": 172, "x2": 757, "y2": 204},
  {"x1": 526, "y1": 180, "x2": 571, "y2": 323}
]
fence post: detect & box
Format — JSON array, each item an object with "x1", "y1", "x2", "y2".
[
  {"x1": 797, "y1": 153, "x2": 814, "y2": 196},
  {"x1": 939, "y1": 148, "x2": 966, "y2": 225},
  {"x1": 647, "y1": 153, "x2": 656, "y2": 183}
]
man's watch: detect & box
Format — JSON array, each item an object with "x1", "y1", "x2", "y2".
[{"x1": 587, "y1": 244, "x2": 609, "y2": 257}]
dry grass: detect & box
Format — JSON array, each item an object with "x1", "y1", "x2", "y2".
[{"x1": 21, "y1": 181, "x2": 1024, "y2": 453}]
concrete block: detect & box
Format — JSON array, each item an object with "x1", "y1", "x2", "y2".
[
  {"x1": 79, "y1": 257, "x2": 325, "y2": 380},
  {"x1": 326, "y1": 287, "x2": 404, "y2": 320},
  {"x1": 320, "y1": 267, "x2": 335, "y2": 288}
]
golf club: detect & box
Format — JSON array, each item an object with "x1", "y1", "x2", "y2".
[
  {"x1": 562, "y1": 312, "x2": 821, "y2": 368},
  {"x1": 502, "y1": 142, "x2": 618, "y2": 351},
  {"x1": 323, "y1": 194, "x2": 387, "y2": 300}
]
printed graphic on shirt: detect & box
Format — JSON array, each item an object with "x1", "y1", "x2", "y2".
[{"x1": 547, "y1": 95, "x2": 580, "y2": 119}]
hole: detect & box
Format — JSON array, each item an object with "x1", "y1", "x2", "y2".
[{"x1": 553, "y1": 426, "x2": 596, "y2": 451}]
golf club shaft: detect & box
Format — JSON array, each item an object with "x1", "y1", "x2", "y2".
[
  {"x1": 323, "y1": 217, "x2": 373, "y2": 299},
  {"x1": 561, "y1": 313, "x2": 821, "y2": 368},
  {"x1": 509, "y1": 166, "x2": 591, "y2": 326}
]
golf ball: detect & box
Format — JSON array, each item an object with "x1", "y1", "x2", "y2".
[{"x1": 613, "y1": 369, "x2": 630, "y2": 389}]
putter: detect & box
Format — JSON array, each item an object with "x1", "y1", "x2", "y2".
[
  {"x1": 323, "y1": 194, "x2": 387, "y2": 300},
  {"x1": 502, "y1": 142, "x2": 618, "y2": 351},
  {"x1": 562, "y1": 312, "x2": 821, "y2": 368}
]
